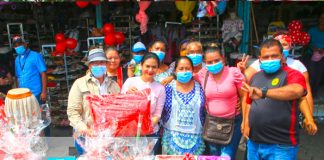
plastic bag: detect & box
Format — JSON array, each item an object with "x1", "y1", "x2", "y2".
[{"x1": 86, "y1": 90, "x2": 153, "y2": 136}]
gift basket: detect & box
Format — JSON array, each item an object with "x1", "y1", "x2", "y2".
[
  {"x1": 76, "y1": 129, "x2": 157, "y2": 160},
  {"x1": 75, "y1": 89, "x2": 157, "y2": 159},
  {"x1": 86, "y1": 89, "x2": 153, "y2": 136},
  {"x1": 0, "y1": 103, "x2": 51, "y2": 160}
]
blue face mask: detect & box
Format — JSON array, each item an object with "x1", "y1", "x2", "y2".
[
  {"x1": 177, "y1": 71, "x2": 193, "y2": 83},
  {"x1": 15, "y1": 45, "x2": 26, "y2": 55},
  {"x1": 283, "y1": 49, "x2": 290, "y2": 59},
  {"x1": 206, "y1": 61, "x2": 223, "y2": 74},
  {"x1": 91, "y1": 65, "x2": 107, "y2": 78},
  {"x1": 187, "y1": 54, "x2": 203, "y2": 66},
  {"x1": 133, "y1": 54, "x2": 143, "y2": 64},
  {"x1": 260, "y1": 59, "x2": 281, "y2": 74},
  {"x1": 152, "y1": 51, "x2": 165, "y2": 62}
]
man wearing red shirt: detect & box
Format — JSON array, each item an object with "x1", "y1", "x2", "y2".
[{"x1": 241, "y1": 39, "x2": 312, "y2": 160}]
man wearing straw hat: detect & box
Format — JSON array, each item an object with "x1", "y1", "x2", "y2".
[
  {"x1": 67, "y1": 48, "x2": 120, "y2": 155},
  {"x1": 13, "y1": 36, "x2": 47, "y2": 104}
]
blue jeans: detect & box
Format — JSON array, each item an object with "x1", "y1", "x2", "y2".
[
  {"x1": 208, "y1": 114, "x2": 242, "y2": 160},
  {"x1": 247, "y1": 140, "x2": 298, "y2": 160}
]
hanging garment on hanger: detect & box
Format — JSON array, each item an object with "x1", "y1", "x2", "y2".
[{"x1": 221, "y1": 19, "x2": 244, "y2": 42}]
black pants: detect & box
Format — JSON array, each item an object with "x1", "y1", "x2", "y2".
[{"x1": 310, "y1": 58, "x2": 324, "y2": 97}]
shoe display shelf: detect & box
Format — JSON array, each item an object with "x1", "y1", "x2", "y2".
[{"x1": 42, "y1": 45, "x2": 85, "y2": 127}]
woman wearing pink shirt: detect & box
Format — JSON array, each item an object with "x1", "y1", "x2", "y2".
[
  {"x1": 195, "y1": 47, "x2": 245, "y2": 159},
  {"x1": 121, "y1": 52, "x2": 166, "y2": 154}
]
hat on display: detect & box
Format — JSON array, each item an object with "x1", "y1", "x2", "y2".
[
  {"x1": 86, "y1": 48, "x2": 108, "y2": 65},
  {"x1": 132, "y1": 42, "x2": 146, "y2": 53}
]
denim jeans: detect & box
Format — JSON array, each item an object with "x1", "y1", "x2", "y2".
[
  {"x1": 208, "y1": 114, "x2": 242, "y2": 160},
  {"x1": 247, "y1": 140, "x2": 298, "y2": 160}
]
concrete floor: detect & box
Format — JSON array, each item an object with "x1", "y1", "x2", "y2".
[{"x1": 46, "y1": 120, "x2": 324, "y2": 159}]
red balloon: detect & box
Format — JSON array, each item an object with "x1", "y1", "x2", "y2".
[
  {"x1": 65, "y1": 38, "x2": 78, "y2": 49},
  {"x1": 76, "y1": 1, "x2": 89, "y2": 8},
  {"x1": 300, "y1": 32, "x2": 310, "y2": 46},
  {"x1": 102, "y1": 23, "x2": 115, "y2": 35},
  {"x1": 104, "y1": 34, "x2": 116, "y2": 46},
  {"x1": 290, "y1": 31, "x2": 301, "y2": 45},
  {"x1": 56, "y1": 42, "x2": 66, "y2": 53},
  {"x1": 55, "y1": 33, "x2": 65, "y2": 43},
  {"x1": 91, "y1": 0, "x2": 100, "y2": 5},
  {"x1": 114, "y1": 32, "x2": 125, "y2": 45},
  {"x1": 288, "y1": 20, "x2": 303, "y2": 33}
]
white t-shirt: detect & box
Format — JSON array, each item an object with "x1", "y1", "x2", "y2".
[
  {"x1": 121, "y1": 77, "x2": 166, "y2": 133},
  {"x1": 249, "y1": 57, "x2": 307, "y2": 73}
]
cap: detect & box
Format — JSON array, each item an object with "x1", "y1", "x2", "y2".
[
  {"x1": 12, "y1": 36, "x2": 25, "y2": 45},
  {"x1": 86, "y1": 48, "x2": 108, "y2": 65},
  {"x1": 132, "y1": 42, "x2": 146, "y2": 53}
]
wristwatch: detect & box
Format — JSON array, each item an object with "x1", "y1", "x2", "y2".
[{"x1": 261, "y1": 87, "x2": 268, "y2": 99}]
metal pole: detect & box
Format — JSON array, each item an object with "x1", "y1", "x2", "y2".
[
  {"x1": 198, "y1": 17, "x2": 201, "y2": 41},
  {"x1": 63, "y1": 53, "x2": 70, "y2": 93},
  {"x1": 96, "y1": 4, "x2": 103, "y2": 28}
]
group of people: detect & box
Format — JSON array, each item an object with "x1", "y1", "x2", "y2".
[
  {"x1": 67, "y1": 33, "x2": 318, "y2": 159},
  {"x1": 0, "y1": 12, "x2": 322, "y2": 160}
]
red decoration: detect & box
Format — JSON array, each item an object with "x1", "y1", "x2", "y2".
[
  {"x1": 288, "y1": 20, "x2": 303, "y2": 33},
  {"x1": 104, "y1": 33, "x2": 116, "y2": 46},
  {"x1": 55, "y1": 33, "x2": 65, "y2": 43},
  {"x1": 55, "y1": 42, "x2": 66, "y2": 53},
  {"x1": 91, "y1": 0, "x2": 100, "y2": 5},
  {"x1": 299, "y1": 32, "x2": 311, "y2": 46},
  {"x1": 183, "y1": 153, "x2": 195, "y2": 160},
  {"x1": 65, "y1": 38, "x2": 78, "y2": 49},
  {"x1": 290, "y1": 31, "x2": 301, "y2": 45},
  {"x1": 75, "y1": 1, "x2": 89, "y2": 8},
  {"x1": 87, "y1": 90, "x2": 153, "y2": 137},
  {"x1": 114, "y1": 32, "x2": 125, "y2": 45},
  {"x1": 102, "y1": 23, "x2": 115, "y2": 35}
]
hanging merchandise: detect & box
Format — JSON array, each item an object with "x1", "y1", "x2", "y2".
[
  {"x1": 91, "y1": 0, "x2": 100, "y2": 6},
  {"x1": 136, "y1": 1, "x2": 151, "y2": 35},
  {"x1": 216, "y1": 0, "x2": 227, "y2": 15},
  {"x1": 175, "y1": 0, "x2": 196, "y2": 24},
  {"x1": 237, "y1": 0, "x2": 251, "y2": 54},
  {"x1": 197, "y1": 2, "x2": 207, "y2": 18},
  {"x1": 206, "y1": 1, "x2": 217, "y2": 17},
  {"x1": 75, "y1": 1, "x2": 89, "y2": 8}
]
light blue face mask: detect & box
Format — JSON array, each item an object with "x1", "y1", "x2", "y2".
[
  {"x1": 283, "y1": 49, "x2": 290, "y2": 59},
  {"x1": 91, "y1": 65, "x2": 107, "y2": 78},
  {"x1": 152, "y1": 51, "x2": 165, "y2": 62},
  {"x1": 187, "y1": 53, "x2": 203, "y2": 66},
  {"x1": 206, "y1": 61, "x2": 224, "y2": 74},
  {"x1": 15, "y1": 45, "x2": 26, "y2": 55},
  {"x1": 177, "y1": 71, "x2": 193, "y2": 84},
  {"x1": 133, "y1": 54, "x2": 144, "y2": 64},
  {"x1": 260, "y1": 59, "x2": 281, "y2": 74}
]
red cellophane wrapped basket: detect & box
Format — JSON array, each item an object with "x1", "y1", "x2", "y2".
[{"x1": 86, "y1": 89, "x2": 153, "y2": 137}]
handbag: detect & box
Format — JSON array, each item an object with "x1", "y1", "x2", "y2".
[{"x1": 202, "y1": 71, "x2": 235, "y2": 145}]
